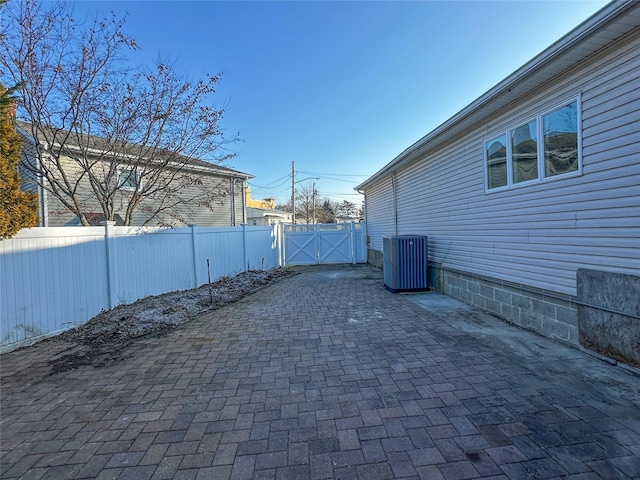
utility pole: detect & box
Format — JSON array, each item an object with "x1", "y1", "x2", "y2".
[
  {"x1": 312, "y1": 182, "x2": 316, "y2": 224},
  {"x1": 291, "y1": 161, "x2": 295, "y2": 224}
]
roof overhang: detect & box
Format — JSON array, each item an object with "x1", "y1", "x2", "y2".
[
  {"x1": 356, "y1": 0, "x2": 640, "y2": 192},
  {"x1": 15, "y1": 122, "x2": 253, "y2": 180}
]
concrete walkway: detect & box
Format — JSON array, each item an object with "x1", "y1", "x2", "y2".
[{"x1": 1, "y1": 265, "x2": 639, "y2": 479}]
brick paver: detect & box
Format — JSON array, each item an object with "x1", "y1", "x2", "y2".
[{"x1": 1, "y1": 265, "x2": 639, "y2": 479}]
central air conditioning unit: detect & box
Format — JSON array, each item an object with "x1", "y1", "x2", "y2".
[{"x1": 383, "y1": 235, "x2": 428, "y2": 293}]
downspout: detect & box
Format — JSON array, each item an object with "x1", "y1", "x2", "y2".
[
  {"x1": 230, "y1": 178, "x2": 236, "y2": 226},
  {"x1": 37, "y1": 146, "x2": 49, "y2": 227},
  {"x1": 39, "y1": 182, "x2": 48, "y2": 227},
  {"x1": 241, "y1": 180, "x2": 246, "y2": 224},
  {"x1": 391, "y1": 174, "x2": 398, "y2": 235},
  {"x1": 357, "y1": 188, "x2": 369, "y2": 251}
]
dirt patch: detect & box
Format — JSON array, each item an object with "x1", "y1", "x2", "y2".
[{"x1": 25, "y1": 268, "x2": 298, "y2": 375}]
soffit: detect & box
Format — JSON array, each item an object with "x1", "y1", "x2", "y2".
[{"x1": 16, "y1": 121, "x2": 253, "y2": 179}]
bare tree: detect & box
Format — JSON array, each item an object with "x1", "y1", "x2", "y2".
[
  {"x1": 274, "y1": 202, "x2": 291, "y2": 213},
  {"x1": 0, "y1": 0, "x2": 237, "y2": 226},
  {"x1": 316, "y1": 198, "x2": 337, "y2": 224},
  {"x1": 294, "y1": 183, "x2": 318, "y2": 224}
]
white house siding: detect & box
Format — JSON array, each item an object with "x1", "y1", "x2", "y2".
[
  {"x1": 364, "y1": 177, "x2": 395, "y2": 255},
  {"x1": 364, "y1": 28, "x2": 639, "y2": 345},
  {"x1": 371, "y1": 31, "x2": 639, "y2": 295}
]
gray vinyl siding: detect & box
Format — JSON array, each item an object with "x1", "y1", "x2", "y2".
[
  {"x1": 45, "y1": 181, "x2": 242, "y2": 228},
  {"x1": 25, "y1": 149, "x2": 244, "y2": 228},
  {"x1": 17, "y1": 124, "x2": 250, "y2": 228},
  {"x1": 364, "y1": 177, "x2": 395, "y2": 251},
  {"x1": 16, "y1": 138, "x2": 38, "y2": 194},
  {"x1": 365, "y1": 29, "x2": 640, "y2": 297}
]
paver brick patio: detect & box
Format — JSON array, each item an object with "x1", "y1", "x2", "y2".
[{"x1": 1, "y1": 264, "x2": 639, "y2": 479}]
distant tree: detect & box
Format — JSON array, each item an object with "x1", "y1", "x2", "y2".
[
  {"x1": 295, "y1": 184, "x2": 317, "y2": 224},
  {"x1": 275, "y1": 202, "x2": 291, "y2": 213},
  {"x1": 316, "y1": 198, "x2": 337, "y2": 224},
  {"x1": 0, "y1": 0, "x2": 237, "y2": 226},
  {"x1": 336, "y1": 200, "x2": 357, "y2": 217},
  {"x1": 0, "y1": 84, "x2": 38, "y2": 238}
]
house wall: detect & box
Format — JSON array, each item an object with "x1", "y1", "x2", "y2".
[
  {"x1": 364, "y1": 177, "x2": 395, "y2": 266},
  {"x1": 128, "y1": 177, "x2": 246, "y2": 228},
  {"x1": 247, "y1": 208, "x2": 292, "y2": 226},
  {"x1": 363, "y1": 29, "x2": 640, "y2": 347},
  {"x1": 21, "y1": 144, "x2": 245, "y2": 227}
]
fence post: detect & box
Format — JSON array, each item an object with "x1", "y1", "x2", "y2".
[
  {"x1": 315, "y1": 223, "x2": 321, "y2": 264},
  {"x1": 278, "y1": 223, "x2": 288, "y2": 267},
  {"x1": 242, "y1": 223, "x2": 249, "y2": 271},
  {"x1": 351, "y1": 221, "x2": 357, "y2": 264},
  {"x1": 190, "y1": 224, "x2": 199, "y2": 288},
  {"x1": 271, "y1": 224, "x2": 278, "y2": 268},
  {"x1": 102, "y1": 221, "x2": 117, "y2": 308}
]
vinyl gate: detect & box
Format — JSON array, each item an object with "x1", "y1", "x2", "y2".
[{"x1": 283, "y1": 222, "x2": 367, "y2": 265}]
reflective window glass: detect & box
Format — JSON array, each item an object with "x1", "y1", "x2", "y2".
[
  {"x1": 486, "y1": 135, "x2": 507, "y2": 189},
  {"x1": 511, "y1": 120, "x2": 538, "y2": 184},
  {"x1": 543, "y1": 101, "x2": 578, "y2": 177},
  {"x1": 119, "y1": 169, "x2": 141, "y2": 190}
]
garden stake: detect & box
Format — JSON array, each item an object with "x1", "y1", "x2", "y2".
[{"x1": 207, "y1": 259, "x2": 213, "y2": 306}]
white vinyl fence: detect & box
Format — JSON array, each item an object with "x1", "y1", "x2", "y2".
[
  {"x1": 283, "y1": 222, "x2": 367, "y2": 265},
  {"x1": 0, "y1": 223, "x2": 282, "y2": 352},
  {"x1": 1, "y1": 222, "x2": 367, "y2": 352}
]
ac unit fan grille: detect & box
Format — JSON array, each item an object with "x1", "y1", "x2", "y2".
[{"x1": 383, "y1": 235, "x2": 428, "y2": 293}]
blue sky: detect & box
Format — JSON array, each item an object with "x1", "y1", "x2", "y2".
[{"x1": 71, "y1": 0, "x2": 608, "y2": 207}]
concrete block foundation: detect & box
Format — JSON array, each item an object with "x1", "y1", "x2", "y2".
[
  {"x1": 438, "y1": 268, "x2": 579, "y2": 345},
  {"x1": 370, "y1": 250, "x2": 640, "y2": 367},
  {"x1": 371, "y1": 251, "x2": 580, "y2": 345}
]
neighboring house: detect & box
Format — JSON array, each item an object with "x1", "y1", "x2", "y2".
[
  {"x1": 356, "y1": 2, "x2": 640, "y2": 364},
  {"x1": 245, "y1": 186, "x2": 276, "y2": 210},
  {"x1": 245, "y1": 187, "x2": 291, "y2": 226},
  {"x1": 336, "y1": 215, "x2": 363, "y2": 224},
  {"x1": 247, "y1": 207, "x2": 292, "y2": 226},
  {"x1": 16, "y1": 122, "x2": 252, "y2": 227}
]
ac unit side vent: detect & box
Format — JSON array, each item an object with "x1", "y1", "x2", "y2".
[{"x1": 383, "y1": 235, "x2": 428, "y2": 293}]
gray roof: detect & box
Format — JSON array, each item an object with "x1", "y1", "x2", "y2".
[
  {"x1": 356, "y1": 0, "x2": 640, "y2": 191},
  {"x1": 16, "y1": 120, "x2": 252, "y2": 180}
]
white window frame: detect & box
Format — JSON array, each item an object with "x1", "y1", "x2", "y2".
[
  {"x1": 484, "y1": 95, "x2": 582, "y2": 193},
  {"x1": 118, "y1": 167, "x2": 143, "y2": 192}
]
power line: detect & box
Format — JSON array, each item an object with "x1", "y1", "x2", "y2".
[
  {"x1": 321, "y1": 192, "x2": 363, "y2": 196},
  {"x1": 319, "y1": 177, "x2": 363, "y2": 184},
  {"x1": 294, "y1": 175, "x2": 363, "y2": 184},
  {"x1": 248, "y1": 175, "x2": 291, "y2": 191},
  {"x1": 248, "y1": 174, "x2": 291, "y2": 188},
  {"x1": 298, "y1": 170, "x2": 369, "y2": 178}
]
